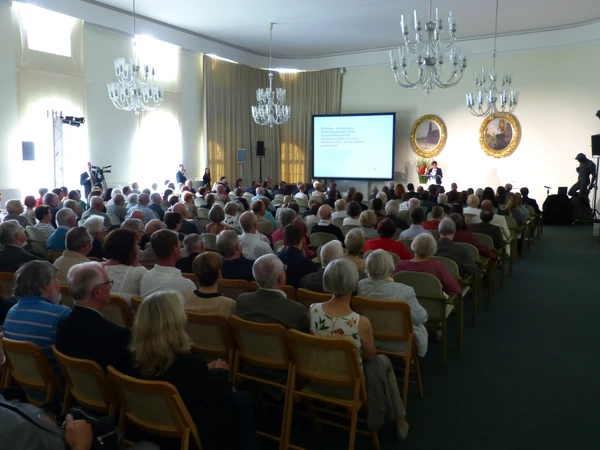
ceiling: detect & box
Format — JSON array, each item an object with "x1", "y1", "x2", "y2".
[{"x1": 87, "y1": 0, "x2": 600, "y2": 58}]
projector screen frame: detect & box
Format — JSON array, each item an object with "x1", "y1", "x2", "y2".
[{"x1": 311, "y1": 112, "x2": 396, "y2": 181}]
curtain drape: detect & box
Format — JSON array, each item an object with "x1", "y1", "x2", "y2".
[{"x1": 204, "y1": 56, "x2": 342, "y2": 185}]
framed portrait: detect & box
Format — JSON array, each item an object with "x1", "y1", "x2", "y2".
[
  {"x1": 479, "y1": 113, "x2": 521, "y2": 158},
  {"x1": 410, "y1": 114, "x2": 447, "y2": 158}
]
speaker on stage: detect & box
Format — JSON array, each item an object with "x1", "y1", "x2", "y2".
[
  {"x1": 592, "y1": 134, "x2": 600, "y2": 156},
  {"x1": 22, "y1": 141, "x2": 35, "y2": 161},
  {"x1": 256, "y1": 141, "x2": 265, "y2": 157}
]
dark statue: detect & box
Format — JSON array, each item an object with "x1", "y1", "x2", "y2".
[{"x1": 568, "y1": 153, "x2": 596, "y2": 208}]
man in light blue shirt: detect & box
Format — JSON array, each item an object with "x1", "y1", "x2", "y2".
[
  {"x1": 399, "y1": 207, "x2": 432, "y2": 240},
  {"x1": 127, "y1": 193, "x2": 158, "y2": 224},
  {"x1": 47, "y1": 208, "x2": 77, "y2": 252}
]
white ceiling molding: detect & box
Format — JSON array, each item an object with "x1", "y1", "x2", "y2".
[{"x1": 16, "y1": 0, "x2": 600, "y2": 70}]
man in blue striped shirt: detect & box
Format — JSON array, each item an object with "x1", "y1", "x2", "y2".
[{"x1": 4, "y1": 260, "x2": 71, "y2": 372}]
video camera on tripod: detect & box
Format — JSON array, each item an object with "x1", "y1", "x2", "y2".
[{"x1": 92, "y1": 165, "x2": 111, "y2": 190}]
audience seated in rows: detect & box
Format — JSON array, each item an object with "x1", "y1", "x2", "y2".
[
  {"x1": 312, "y1": 204, "x2": 345, "y2": 242},
  {"x1": 468, "y1": 209, "x2": 507, "y2": 251},
  {"x1": 107, "y1": 193, "x2": 128, "y2": 222},
  {"x1": 0, "y1": 220, "x2": 37, "y2": 272},
  {"x1": 364, "y1": 218, "x2": 412, "y2": 260},
  {"x1": 239, "y1": 212, "x2": 273, "y2": 260},
  {"x1": 53, "y1": 226, "x2": 92, "y2": 283},
  {"x1": 176, "y1": 234, "x2": 204, "y2": 273},
  {"x1": 300, "y1": 239, "x2": 346, "y2": 292},
  {"x1": 2, "y1": 199, "x2": 32, "y2": 228},
  {"x1": 435, "y1": 218, "x2": 478, "y2": 276},
  {"x1": 217, "y1": 229, "x2": 255, "y2": 281}
]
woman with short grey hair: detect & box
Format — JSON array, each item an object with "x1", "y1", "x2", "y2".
[
  {"x1": 344, "y1": 227, "x2": 365, "y2": 271},
  {"x1": 332, "y1": 199, "x2": 347, "y2": 220},
  {"x1": 358, "y1": 249, "x2": 429, "y2": 357},
  {"x1": 206, "y1": 204, "x2": 229, "y2": 234},
  {"x1": 310, "y1": 258, "x2": 410, "y2": 440}
]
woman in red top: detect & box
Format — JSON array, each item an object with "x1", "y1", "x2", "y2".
[
  {"x1": 393, "y1": 233, "x2": 460, "y2": 296},
  {"x1": 364, "y1": 218, "x2": 413, "y2": 260},
  {"x1": 36, "y1": 187, "x2": 48, "y2": 207}
]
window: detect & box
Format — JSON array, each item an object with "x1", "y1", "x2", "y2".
[{"x1": 16, "y1": 2, "x2": 76, "y2": 57}]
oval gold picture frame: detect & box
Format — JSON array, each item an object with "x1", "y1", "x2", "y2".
[
  {"x1": 410, "y1": 114, "x2": 447, "y2": 158},
  {"x1": 479, "y1": 112, "x2": 521, "y2": 158}
]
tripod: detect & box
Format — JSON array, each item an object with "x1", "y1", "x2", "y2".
[{"x1": 591, "y1": 156, "x2": 599, "y2": 221}]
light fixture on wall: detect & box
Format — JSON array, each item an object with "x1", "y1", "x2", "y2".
[
  {"x1": 106, "y1": 0, "x2": 164, "y2": 114},
  {"x1": 389, "y1": 0, "x2": 467, "y2": 94},
  {"x1": 466, "y1": 0, "x2": 518, "y2": 117},
  {"x1": 251, "y1": 23, "x2": 291, "y2": 128}
]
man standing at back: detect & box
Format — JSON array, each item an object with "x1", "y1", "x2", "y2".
[
  {"x1": 56, "y1": 262, "x2": 130, "y2": 372},
  {"x1": 236, "y1": 254, "x2": 309, "y2": 332}
]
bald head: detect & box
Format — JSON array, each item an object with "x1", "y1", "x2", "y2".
[
  {"x1": 172, "y1": 203, "x2": 187, "y2": 218},
  {"x1": 130, "y1": 210, "x2": 145, "y2": 222},
  {"x1": 256, "y1": 187, "x2": 264, "y2": 196},
  {"x1": 480, "y1": 200, "x2": 493, "y2": 211},
  {"x1": 318, "y1": 204, "x2": 332, "y2": 221},
  {"x1": 240, "y1": 211, "x2": 257, "y2": 233}
]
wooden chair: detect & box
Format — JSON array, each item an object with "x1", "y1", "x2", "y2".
[
  {"x1": 229, "y1": 316, "x2": 292, "y2": 447},
  {"x1": 130, "y1": 296, "x2": 143, "y2": 313},
  {"x1": 392, "y1": 272, "x2": 456, "y2": 367},
  {"x1": 182, "y1": 273, "x2": 201, "y2": 289},
  {"x1": 0, "y1": 272, "x2": 15, "y2": 298},
  {"x1": 218, "y1": 279, "x2": 251, "y2": 300},
  {"x1": 473, "y1": 232, "x2": 501, "y2": 301},
  {"x1": 284, "y1": 330, "x2": 380, "y2": 450},
  {"x1": 333, "y1": 217, "x2": 344, "y2": 229},
  {"x1": 107, "y1": 366, "x2": 203, "y2": 450},
  {"x1": 341, "y1": 224, "x2": 360, "y2": 237},
  {"x1": 430, "y1": 256, "x2": 466, "y2": 347},
  {"x1": 59, "y1": 284, "x2": 75, "y2": 309},
  {"x1": 185, "y1": 312, "x2": 235, "y2": 368},
  {"x1": 248, "y1": 281, "x2": 296, "y2": 300},
  {"x1": 52, "y1": 345, "x2": 118, "y2": 415},
  {"x1": 310, "y1": 232, "x2": 338, "y2": 250},
  {"x1": 1, "y1": 338, "x2": 63, "y2": 405},
  {"x1": 104, "y1": 295, "x2": 134, "y2": 329},
  {"x1": 25, "y1": 226, "x2": 49, "y2": 259},
  {"x1": 351, "y1": 296, "x2": 423, "y2": 407},
  {"x1": 296, "y1": 288, "x2": 331, "y2": 309},
  {"x1": 201, "y1": 233, "x2": 218, "y2": 251}
]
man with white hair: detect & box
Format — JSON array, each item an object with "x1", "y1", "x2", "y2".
[
  {"x1": 148, "y1": 192, "x2": 165, "y2": 220},
  {"x1": 251, "y1": 186, "x2": 266, "y2": 204},
  {"x1": 2, "y1": 199, "x2": 32, "y2": 227},
  {"x1": 309, "y1": 204, "x2": 345, "y2": 242},
  {"x1": 437, "y1": 193, "x2": 450, "y2": 214},
  {"x1": 56, "y1": 262, "x2": 130, "y2": 372},
  {"x1": 81, "y1": 195, "x2": 112, "y2": 229},
  {"x1": 435, "y1": 218, "x2": 478, "y2": 276},
  {"x1": 463, "y1": 194, "x2": 482, "y2": 216},
  {"x1": 127, "y1": 193, "x2": 158, "y2": 224},
  {"x1": 368, "y1": 185, "x2": 379, "y2": 201},
  {"x1": 176, "y1": 233, "x2": 204, "y2": 273},
  {"x1": 300, "y1": 240, "x2": 345, "y2": 292},
  {"x1": 239, "y1": 212, "x2": 273, "y2": 260},
  {"x1": 407, "y1": 197, "x2": 421, "y2": 212},
  {"x1": 236, "y1": 254, "x2": 309, "y2": 332},
  {"x1": 217, "y1": 229, "x2": 254, "y2": 281},
  {"x1": 385, "y1": 200, "x2": 409, "y2": 231},
  {"x1": 82, "y1": 215, "x2": 107, "y2": 258},
  {"x1": 47, "y1": 208, "x2": 77, "y2": 252},
  {"x1": 331, "y1": 199, "x2": 347, "y2": 221},
  {"x1": 53, "y1": 227, "x2": 92, "y2": 284},
  {"x1": 107, "y1": 193, "x2": 128, "y2": 222},
  {"x1": 43, "y1": 191, "x2": 61, "y2": 227},
  {"x1": 215, "y1": 183, "x2": 230, "y2": 204},
  {"x1": 0, "y1": 220, "x2": 37, "y2": 271}
]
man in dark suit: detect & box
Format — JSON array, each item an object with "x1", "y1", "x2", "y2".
[
  {"x1": 468, "y1": 209, "x2": 506, "y2": 250},
  {"x1": 56, "y1": 262, "x2": 130, "y2": 372},
  {"x1": 310, "y1": 205, "x2": 345, "y2": 243},
  {"x1": 176, "y1": 234, "x2": 204, "y2": 273},
  {"x1": 217, "y1": 230, "x2": 254, "y2": 281},
  {"x1": 237, "y1": 254, "x2": 309, "y2": 332},
  {"x1": 435, "y1": 218, "x2": 478, "y2": 276},
  {"x1": 277, "y1": 224, "x2": 319, "y2": 289},
  {"x1": 406, "y1": 183, "x2": 421, "y2": 199},
  {"x1": 427, "y1": 160, "x2": 443, "y2": 185},
  {"x1": 0, "y1": 220, "x2": 37, "y2": 272},
  {"x1": 272, "y1": 181, "x2": 288, "y2": 197},
  {"x1": 176, "y1": 164, "x2": 188, "y2": 184},
  {"x1": 79, "y1": 162, "x2": 99, "y2": 200},
  {"x1": 300, "y1": 240, "x2": 344, "y2": 293},
  {"x1": 520, "y1": 187, "x2": 541, "y2": 214}
]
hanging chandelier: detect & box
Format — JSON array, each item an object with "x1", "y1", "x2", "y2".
[
  {"x1": 106, "y1": 0, "x2": 164, "y2": 114},
  {"x1": 389, "y1": 0, "x2": 467, "y2": 94},
  {"x1": 251, "y1": 23, "x2": 290, "y2": 127},
  {"x1": 466, "y1": 0, "x2": 518, "y2": 116}
]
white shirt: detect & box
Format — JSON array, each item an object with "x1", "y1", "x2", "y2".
[
  {"x1": 463, "y1": 207, "x2": 482, "y2": 216},
  {"x1": 294, "y1": 192, "x2": 308, "y2": 202},
  {"x1": 343, "y1": 218, "x2": 361, "y2": 226},
  {"x1": 399, "y1": 201, "x2": 410, "y2": 211},
  {"x1": 239, "y1": 232, "x2": 273, "y2": 260},
  {"x1": 140, "y1": 264, "x2": 196, "y2": 298},
  {"x1": 332, "y1": 211, "x2": 347, "y2": 220}
]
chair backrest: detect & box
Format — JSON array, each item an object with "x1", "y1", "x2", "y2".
[
  {"x1": 185, "y1": 312, "x2": 234, "y2": 363},
  {"x1": 229, "y1": 316, "x2": 290, "y2": 371},
  {"x1": 332, "y1": 217, "x2": 344, "y2": 229},
  {"x1": 0, "y1": 272, "x2": 15, "y2": 298},
  {"x1": 48, "y1": 251, "x2": 63, "y2": 263},
  {"x1": 201, "y1": 233, "x2": 218, "y2": 251},
  {"x1": 130, "y1": 296, "x2": 143, "y2": 313},
  {"x1": 181, "y1": 273, "x2": 201, "y2": 289},
  {"x1": 341, "y1": 224, "x2": 360, "y2": 237},
  {"x1": 52, "y1": 345, "x2": 117, "y2": 414},
  {"x1": 296, "y1": 288, "x2": 330, "y2": 309},
  {"x1": 473, "y1": 233, "x2": 494, "y2": 250},
  {"x1": 25, "y1": 226, "x2": 48, "y2": 258},
  {"x1": 399, "y1": 239, "x2": 414, "y2": 251},
  {"x1": 397, "y1": 210, "x2": 411, "y2": 224},
  {"x1": 257, "y1": 220, "x2": 275, "y2": 235},
  {"x1": 431, "y1": 256, "x2": 460, "y2": 277},
  {"x1": 106, "y1": 366, "x2": 202, "y2": 449},
  {"x1": 243, "y1": 192, "x2": 253, "y2": 201},
  {"x1": 229, "y1": 192, "x2": 236, "y2": 201},
  {"x1": 218, "y1": 279, "x2": 250, "y2": 300},
  {"x1": 214, "y1": 200, "x2": 225, "y2": 208},
  {"x1": 197, "y1": 208, "x2": 210, "y2": 219},
  {"x1": 103, "y1": 295, "x2": 134, "y2": 329},
  {"x1": 273, "y1": 194, "x2": 285, "y2": 205},
  {"x1": 2, "y1": 338, "x2": 61, "y2": 405},
  {"x1": 59, "y1": 285, "x2": 75, "y2": 309},
  {"x1": 454, "y1": 242, "x2": 480, "y2": 263},
  {"x1": 504, "y1": 216, "x2": 518, "y2": 230},
  {"x1": 194, "y1": 197, "x2": 206, "y2": 207},
  {"x1": 106, "y1": 212, "x2": 122, "y2": 225},
  {"x1": 247, "y1": 281, "x2": 296, "y2": 300},
  {"x1": 273, "y1": 240, "x2": 284, "y2": 253},
  {"x1": 310, "y1": 232, "x2": 338, "y2": 248},
  {"x1": 295, "y1": 197, "x2": 308, "y2": 208},
  {"x1": 351, "y1": 296, "x2": 413, "y2": 343},
  {"x1": 392, "y1": 271, "x2": 447, "y2": 322},
  {"x1": 286, "y1": 329, "x2": 364, "y2": 394},
  {"x1": 386, "y1": 251, "x2": 401, "y2": 265},
  {"x1": 430, "y1": 230, "x2": 440, "y2": 240},
  {"x1": 309, "y1": 195, "x2": 323, "y2": 204}
]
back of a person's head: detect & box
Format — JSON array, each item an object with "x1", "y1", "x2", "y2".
[
  {"x1": 23, "y1": 195, "x2": 36, "y2": 209},
  {"x1": 320, "y1": 240, "x2": 344, "y2": 268},
  {"x1": 377, "y1": 217, "x2": 396, "y2": 238},
  {"x1": 131, "y1": 290, "x2": 191, "y2": 377},
  {"x1": 438, "y1": 218, "x2": 456, "y2": 236},
  {"x1": 192, "y1": 252, "x2": 221, "y2": 286},
  {"x1": 401, "y1": 193, "x2": 410, "y2": 202},
  {"x1": 520, "y1": 187, "x2": 529, "y2": 197},
  {"x1": 38, "y1": 187, "x2": 49, "y2": 197},
  {"x1": 145, "y1": 219, "x2": 166, "y2": 236},
  {"x1": 67, "y1": 262, "x2": 104, "y2": 302},
  {"x1": 251, "y1": 199, "x2": 265, "y2": 214},
  {"x1": 334, "y1": 199, "x2": 346, "y2": 212},
  {"x1": 183, "y1": 233, "x2": 203, "y2": 253},
  {"x1": 447, "y1": 190, "x2": 459, "y2": 204},
  {"x1": 34, "y1": 205, "x2": 50, "y2": 221},
  {"x1": 385, "y1": 200, "x2": 399, "y2": 216},
  {"x1": 205, "y1": 193, "x2": 215, "y2": 205},
  {"x1": 450, "y1": 202, "x2": 463, "y2": 215},
  {"x1": 216, "y1": 229, "x2": 239, "y2": 258},
  {"x1": 408, "y1": 198, "x2": 420, "y2": 211},
  {"x1": 56, "y1": 207, "x2": 75, "y2": 226},
  {"x1": 252, "y1": 254, "x2": 284, "y2": 288},
  {"x1": 431, "y1": 205, "x2": 444, "y2": 220},
  {"x1": 365, "y1": 249, "x2": 394, "y2": 280},
  {"x1": 421, "y1": 191, "x2": 430, "y2": 202},
  {"x1": 344, "y1": 227, "x2": 365, "y2": 254},
  {"x1": 163, "y1": 212, "x2": 182, "y2": 230},
  {"x1": 411, "y1": 233, "x2": 436, "y2": 258},
  {"x1": 359, "y1": 210, "x2": 377, "y2": 228},
  {"x1": 480, "y1": 209, "x2": 494, "y2": 223},
  {"x1": 209, "y1": 204, "x2": 225, "y2": 223},
  {"x1": 467, "y1": 194, "x2": 480, "y2": 208},
  {"x1": 151, "y1": 229, "x2": 179, "y2": 260},
  {"x1": 449, "y1": 213, "x2": 464, "y2": 229},
  {"x1": 224, "y1": 201, "x2": 238, "y2": 216},
  {"x1": 83, "y1": 215, "x2": 104, "y2": 235},
  {"x1": 14, "y1": 260, "x2": 57, "y2": 297},
  {"x1": 240, "y1": 211, "x2": 257, "y2": 233},
  {"x1": 437, "y1": 194, "x2": 448, "y2": 204},
  {"x1": 346, "y1": 201, "x2": 361, "y2": 217},
  {"x1": 409, "y1": 207, "x2": 425, "y2": 225},
  {"x1": 407, "y1": 183, "x2": 415, "y2": 191},
  {"x1": 372, "y1": 198, "x2": 383, "y2": 211},
  {"x1": 66, "y1": 226, "x2": 91, "y2": 252},
  {"x1": 284, "y1": 223, "x2": 303, "y2": 247},
  {"x1": 103, "y1": 228, "x2": 138, "y2": 265},
  {"x1": 310, "y1": 202, "x2": 320, "y2": 216},
  {"x1": 279, "y1": 208, "x2": 297, "y2": 228},
  {"x1": 323, "y1": 258, "x2": 358, "y2": 296},
  {"x1": 122, "y1": 218, "x2": 143, "y2": 233}
]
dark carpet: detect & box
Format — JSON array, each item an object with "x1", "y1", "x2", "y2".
[{"x1": 257, "y1": 225, "x2": 600, "y2": 450}]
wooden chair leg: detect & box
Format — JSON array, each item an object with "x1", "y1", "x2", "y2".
[
  {"x1": 413, "y1": 353, "x2": 424, "y2": 398},
  {"x1": 306, "y1": 399, "x2": 322, "y2": 434},
  {"x1": 282, "y1": 368, "x2": 296, "y2": 450},
  {"x1": 456, "y1": 295, "x2": 464, "y2": 352},
  {"x1": 347, "y1": 406, "x2": 359, "y2": 450},
  {"x1": 441, "y1": 321, "x2": 447, "y2": 368},
  {"x1": 402, "y1": 352, "x2": 411, "y2": 408}
]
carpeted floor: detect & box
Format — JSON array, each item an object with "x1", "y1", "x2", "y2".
[{"x1": 257, "y1": 224, "x2": 600, "y2": 450}]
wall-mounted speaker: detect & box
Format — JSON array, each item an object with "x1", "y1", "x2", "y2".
[
  {"x1": 591, "y1": 134, "x2": 600, "y2": 156},
  {"x1": 22, "y1": 141, "x2": 35, "y2": 161},
  {"x1": 256, "y1": 140, "x2": 265, "y2": 157}
]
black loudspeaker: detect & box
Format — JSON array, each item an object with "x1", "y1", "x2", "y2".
[
  {"x1": 542, "y1": 195, "x2": 573, "y2": 225},
  {"x1": 22, "y1": 141, "x2": 35, "y2": 161},
  {"x1": 557, "y1": 186, "x2": 568, "y2": 196},
  {"x1": 592, "y1": 134, "x2": 600, "y2": 156},
  {"x1": 256, "y1": 141, "x2": 265, "y2": 157}
]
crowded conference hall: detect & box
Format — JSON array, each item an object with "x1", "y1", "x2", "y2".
[{"x1": 0, "y1": 1, "x2": 598, "y2": 449}]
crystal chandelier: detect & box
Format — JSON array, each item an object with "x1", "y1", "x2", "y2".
[
  {"x1": 106, "y1": 0, "x2": 164, "y2": 115},
  {"x1": 251, "y1": 23, "x2": 290, "y2": 127},
  {"x1": 389, "y1": 0, "x2": 467, "y2": 94},
  {"x1": 466, "y1": 0, "x2": 518, "y2": 116}
]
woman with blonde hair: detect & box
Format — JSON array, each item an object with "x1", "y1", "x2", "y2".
[
  {"x1": 394, "y1": 183, "x2": 406, "y2": 199},
  {"x1": 359, "y1": 210, "x2": 379, "y2": 239},
  {"x1": 130, "y1": 291, "x2": 256, "y2": 450}
]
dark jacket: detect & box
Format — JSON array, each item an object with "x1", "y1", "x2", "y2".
[
  {"x1": 234, "y1": 197, "x2": 249, "y2": 211},
  {"x1": 309, "y1": 223, "x2": 345, "y2": 243},
  {"x1": 300, "y1": 267, "x2": 326, "y2": 293},
  {"x1": 427, "y1": 167, "x2": 443, "y2": 185},
  {"x1": 277, "y1": 247, "x2": 319, "y2": 289},
  {"x1": 87, "y1": 238, "x2": 105, "y2": 259},
  {"x1": 148, "y1": 203, "x2": 165, "y2": 221},
  {"x1": 236, "y1": 288, "x2": 309, "y2": 332},
  {"x1": 0, "y1": 245, "x2": 37, "y2": 273},
  {"x1": 435, "y1": 237, "x2": 478, "y2": 276},
  {"x1": 56, "y1": 305, "x2": 131, "y2": 373},
  {"x1": 386, "y1": 214, "x2": 410, "y2": 231},
  {"x1": 176, "y1": 171, "x2": 187, "y2": 184},
  {"x1": 221, "y1": 256, "x2": 255, "y2": 281},
  {"x1": 176, "y1": 252, "x2": 201, "y2": 274},
  {"x1": 180, "y1": 220, "x2": 199, "y2": 235},
  {"x1": 468, "y1": 222, "x2": 506, "y2": 250}
]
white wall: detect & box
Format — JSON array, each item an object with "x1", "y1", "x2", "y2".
[{"x1": 341, "y1": 44, "x2": 600, "y2": 203}]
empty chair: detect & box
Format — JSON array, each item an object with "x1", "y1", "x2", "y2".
[
  {"x1": 25, "y1": 226, "x2": 48, "y2": 259},
  {"x1": 197, "y1": 208, "x2": 210, "y2": 219},
  {"x1": 103, "y1": 295, "x2": 134, "y2": 329},
  {"x1": 310, "y1": 232, "x2": 338, "y2": 250},
  {"x1": 218, "y1": 279, "x2": 251, "y2": 300},
  {"x1": 185, "y1": 312, "x2": 235, "y2": 368},
  {"x1": 342, "y1": 224, "x2": 360, "y2": 237}
]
